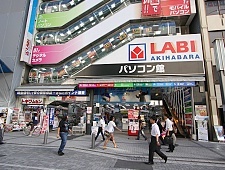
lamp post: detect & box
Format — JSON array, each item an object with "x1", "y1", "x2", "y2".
[{"x1": 213, "y1": 39, "x2": 225, "y2": 123}]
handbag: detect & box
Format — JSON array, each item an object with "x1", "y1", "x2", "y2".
[
  {"x1": 164, "y1": 136, "x2": 173, "y2": 145},
  {"x1": 104, "y1": 130, "x2": 110, "y2": 137}
]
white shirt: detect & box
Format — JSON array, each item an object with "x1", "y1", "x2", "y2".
[
  {"x1": 98, "y1": 118, "x2": 105, "y2": 128},
  {"x1": 151, "y1": 123, "x2": 160, "y2": 137},
  {"x1": 165, "y1": 118, "x2": 173, "y2": 131},
  {"x1": 107, "y1": 121, "x2": 116, "y2": 133}
]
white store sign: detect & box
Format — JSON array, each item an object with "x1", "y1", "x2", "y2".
[{"x1": 95, "y1": 34, "x2": 203, "y2": 65}]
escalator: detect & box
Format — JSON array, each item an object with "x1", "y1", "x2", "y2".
[
  {"x1": 29, "y1": 20, "x2": 176, "y2": 84},
  {"x1": 35, "y1": 0, "x2": 133, "y2": 46},
  {"x1": 162, "y1": 97, "x2": 187, "y2": 137}
]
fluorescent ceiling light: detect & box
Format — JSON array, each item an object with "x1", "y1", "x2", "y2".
[
  {"x1": 89, "y1": 16, "x2": 94, "y2": 21},
  {"x1": 80, "y1": 22, "x2": 84, "y2": 27},
  {"x1": 111, "y1": 4, "x2": 115, "y2": 8},
  {"x1": 98, "y1": 11, "x2": 103, "y2": 16}
]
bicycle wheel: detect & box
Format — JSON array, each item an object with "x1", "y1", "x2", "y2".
[
  {"x1": 32, "y1": 127, "x2": 41, "y2": 137},
  {"x1": 23, "y1": 126, "x2": 31, "y2": 136}
]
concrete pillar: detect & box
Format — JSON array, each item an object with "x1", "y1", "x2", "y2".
[{"x1": 197, "y1": 0, "x2": 219, "y2": 140}]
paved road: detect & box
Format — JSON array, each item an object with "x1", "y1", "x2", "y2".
[{"x1": 1, "y1": 131, "x2": 225, "y2": 170}]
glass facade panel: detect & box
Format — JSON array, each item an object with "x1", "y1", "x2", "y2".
[
  {"x1": 39, "y1": 0, "x2": 84, "y2": 14},
  {"x1": 29, "y1": 21, "x2": 177, "y2": 84},
  {"x1": 35, "y1": 0, "x2": 129, "y2": 46}
]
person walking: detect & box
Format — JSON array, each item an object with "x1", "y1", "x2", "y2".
[
  {"x1": 146, "y1": 115, "x2": 167, "y2": 165},
  {"x1": 29, "y1": 113, "x2": 39, "y2": 136},
  {"x1": 164, "y1": 115, "x2": 174, "y2": 152},
  {"x1": 136, "y1": 115, "x2": 147, "y2": 140},
  {"x1": 57, "y1": 114, "x2": 71, "y2": 156},
  {"x1": 95, "y1": 116, "x2": 105, "y2": 141},
  {"x1": 103, "y1": 116, "x2": 122, "y2": 149},
  {"x1": 0, "y1": 113, "x2": 5, "y2": 144}
]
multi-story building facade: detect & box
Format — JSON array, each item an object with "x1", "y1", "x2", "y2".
[{"x1": 0, "y1": 0, "x2": 224, "y2": 141}]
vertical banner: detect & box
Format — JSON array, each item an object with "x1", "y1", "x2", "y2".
[
  {"x1": 41, "y1": 115, "x2": 49, "y2": 134},
  {"x1": 20, "y1": 0, "x2": 38, "y2": 64},
  {"x1": 142, "y1": 0, "x2": 161, "y2": 16},
  {"x1": 128, "y1": 109, "x2": 139, "y2": 136},
  {"x1": 195, "y1": 105, "x2": 209, "y2": 141}
]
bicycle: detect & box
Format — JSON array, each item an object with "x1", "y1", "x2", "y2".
[
  {"x1": 4, "y1": 124, "x2": 13, "y2": 132},
  {"x1": 23, "y1": 122, "x2": 42, "y2": 137}
]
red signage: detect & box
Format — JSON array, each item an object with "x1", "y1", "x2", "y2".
[
  {"x1": 150, "y1": 40, "x2": 196, "y2": 54},
  {"x1": 142, "y1": 0, "x2": 161, "y2": 16},
  {"x1": 142, "y1": 0, "x2": 191, "y2": 17},
  {"x1": 21, "y1": 98, "x2": 43, "y2": 105}
]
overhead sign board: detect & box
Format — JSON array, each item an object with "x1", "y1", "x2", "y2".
[
  {"x1": 78, "y1": 82, "x2": 195, "y2": 88},
  {"x1": 16, "y1": 90, "x2": 87, "y2": 96}
]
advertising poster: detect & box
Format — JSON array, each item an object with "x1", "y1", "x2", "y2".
[
  {"x1": 195, "y1": 105, "x2": 208, "y2": 141},
  {"x1": 214, "y1": 126, "x2": 225, "y2": 142},
  {"x1": 95, "y1": 88, "x2": 150, "y2": 103},
  {"x1": 41, "y1": 115, "x2": 49, "y2": 134},
  {"x1": 128, "y1": 109, "x2": 139, "y2": 136}
]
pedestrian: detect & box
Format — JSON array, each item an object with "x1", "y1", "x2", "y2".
[
  {"x1": 145, "y1": 115, "x2": 167, "y2": 165},
  {"x1": 136, "y1": 115, "x2": 147, "y2": 140},
  {"x1": 57, "y1": 114, "x2": 71, "y2": 156},
  {"x1": 164, "y1": 115, "x2": 174, "y2": 152},
  {"x1": 29, "y1": 113, "x2": 39, "y2": 136},
  {"x1": 103, "y1": 116, "x2": 122, "y2": 149},
  {"x1": 170, "y1": 116, "x2": 177, "y2": 150},
  {"x1": 95, "y1": 116, "x2": 105, "y2": 141},
  {"x1": 156, "y1": 116, "x2": 165, "y2": 145},
  {"x1": 0, "y1": 113, "x2": 5, "y2": 144}
]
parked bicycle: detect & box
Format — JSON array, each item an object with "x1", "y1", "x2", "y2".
[
  {"x1": 23, "y1": 122, "x2": 42, "y2": 137},
  {"x1": 4, "y1": 124, "x2": 13, "y2": 133}
]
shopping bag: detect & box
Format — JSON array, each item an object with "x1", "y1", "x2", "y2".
[{"x1": 164, "y1": 136, "x2": 173, "y2": 145}]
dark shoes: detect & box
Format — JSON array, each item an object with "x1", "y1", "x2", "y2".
[
  {"x1": 164, "y1": 157, "x2": 167, "y2": 163},
  {"x1": 145, "y1": 162, "x2": 154, "y2": 165},
  {"x1": 135, "y1": 138, "x2": 139, "y2": 140},
  {"x1": 166, "y1": 150, "x2": 173, "y2": 152},
  {"x1": 0, "y1": 142, "x2": 4, "y2": 145},
  {"x1": 58, "y1": 151, "x2": 64, "y2": 156}
]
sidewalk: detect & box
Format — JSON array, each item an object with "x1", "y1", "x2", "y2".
[{"x1": 3, "y1": 130, "x2": 225, "y2": 164}]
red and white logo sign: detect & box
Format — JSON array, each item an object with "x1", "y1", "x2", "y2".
[{"x1": 129, "y1": 44, "x2": 146, "y2": 61}]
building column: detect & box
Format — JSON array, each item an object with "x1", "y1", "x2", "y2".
[{"x1": 197, "y1": 0, "x2": 219, "y2": 140}]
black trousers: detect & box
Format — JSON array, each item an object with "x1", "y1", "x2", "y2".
[
  {"x1": 0, "y1": 127, "x2": 3, "y2": 143},
  {"x1": 149, "y1": 136, "x2": 167, "y2": 163},
  {"x1": 168, "y1": 131, "x2": 174, "y2": 151},
  {"x1": 95, "y1": 127, "x2": 105, "y2": 140},
  {"x1": 137, "y1": 129, "x2": 147, "y2": 140}
]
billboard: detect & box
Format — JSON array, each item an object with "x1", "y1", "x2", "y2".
[
  {"x1": 75, "y1": 34, "x2": 204, "y2": 77},
  {"x1": 142, "y1": 0, "x2": 191, "y2": 17}
]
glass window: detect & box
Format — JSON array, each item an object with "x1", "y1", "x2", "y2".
[
  {"x1": 56, "y1": 29, "x2": 72, "y2": 44},
  {"x1": 108, "y1": 0, "x2": 127, "y2": 14},
  {"x1": 35, "y1": 32, "x2": 44, "y2": 46},
  {"x1": 205, "y1": 1, "x2": 225, "y2": 15},
  {"x1": 39, "y1": 3, "x2": 48, "y2": 14},
  {"x1": 42, "y1": 32, "x2": 57, "y2": 45},
  {"x1": 93, "y1": 5, "x2": 111, "y2": 21}
]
